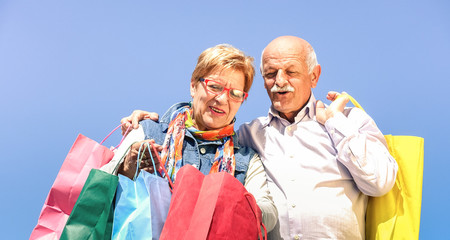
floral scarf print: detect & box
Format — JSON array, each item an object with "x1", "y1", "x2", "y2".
[{"x1": 160, "y1": 105, "x2": 236, "y2": 182}]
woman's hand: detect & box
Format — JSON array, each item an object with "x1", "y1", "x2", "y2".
[
  {"x1": 120, "y1": 110, "x2": 160, "y2": 136},
  {"x1": 118, "y1": 139, "x2": 163, "y2": 179}
]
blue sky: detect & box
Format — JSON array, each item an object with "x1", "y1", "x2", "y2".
[{"x1": 1, "y1": 1, "x2": 449, "y2": 239}]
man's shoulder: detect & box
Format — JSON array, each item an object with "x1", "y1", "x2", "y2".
[
  {"x1": 239, "y1": 115, "x2": 270, "y2": 131},
  {"x1": 235, "y1": 115, "x2": 269, "y2": 149}
]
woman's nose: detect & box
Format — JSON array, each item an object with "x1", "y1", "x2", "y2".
[{"x1": 215, "y1": 90, "x2": 229, "y2": 102}]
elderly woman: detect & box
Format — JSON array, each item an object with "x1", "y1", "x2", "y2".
[{"x1": 102, "y1": 44, "x2": 277, "y2": 232}]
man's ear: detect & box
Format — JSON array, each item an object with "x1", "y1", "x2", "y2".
[{"x1": 311, "y1": 64, "x2": 321, "y2": 88}]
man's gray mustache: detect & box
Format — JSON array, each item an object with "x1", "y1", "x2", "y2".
[{"x1": 270, "y1": 85, "x2": 295, "y2": 93}]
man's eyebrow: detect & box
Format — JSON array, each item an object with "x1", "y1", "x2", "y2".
[{"x1": 265, "y1": 63, "x2": 297, "y2": 71}]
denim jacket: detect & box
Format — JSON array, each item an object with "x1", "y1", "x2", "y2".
[{"x1": 139, "y1": 102, "x2": 256, "y2": 184}]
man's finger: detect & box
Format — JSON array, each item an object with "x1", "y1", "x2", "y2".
[
  {"x1": 326, "y1": 91, "x2": 340, "y2": 101},
  {"x1": 328, "y1": 93, "x2": 349, "y2": 115},
  {"x1": 315, "y1": 100, "x2": 326, "y2": 125},
  {"x1": 316, "y1": 100, "x2": 326, "y2": 111}
]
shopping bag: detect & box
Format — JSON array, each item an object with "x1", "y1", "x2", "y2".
[
  {"x1": 30, "y1": 125, "x2": 127, "y2": 240},
  {"x1": 336, "y1": 94, "x2": 424, "y2": 240},
  {"x1": 59, "y1": 168, "x2": 118, "y2": 240},
  {"x1": 112, "y1": 141, "x2": 172, "y2": 240},
  {"x1": 160, "y1": 164, "x2": 266, "y2": 240},
  {"x1": 143, "y1": 164, "x2": 172, "y2": 239},
  {"x1": 112, "y1": 171, "x2": 152, "y2": 240},
  {"x1": 365, "y1": 135, "x2": 424, "y2": 240},
  {"x1": 159, "y1": 164, "x2": 205, "y2": 240}
]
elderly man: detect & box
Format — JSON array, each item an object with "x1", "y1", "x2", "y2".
[{"x1": 122, "y1": 36, "x2": 398, "y2": 239}]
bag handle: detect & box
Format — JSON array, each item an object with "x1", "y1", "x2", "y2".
[
  {"x1": 335, "y1": 93, "x2": 366, "y2": 112},
  {"x1": 337, "y1": 94, "x2": 405, "y2": 199},
  {"x1": 338, "y1": 93, "x2": 407, "y2": 186},
  {"x1": 244, "y1": 192, "x2": 267, "y2": 240},
  {"x1": 100, "y1": 123, "x2": 132, "y2": 150},
  {"x1": 150, "y1": 141, "x2": 175, "y2": 191},
  {"x1": 134, "y1": 141, "x2": 149, "y2": 180},
  {"x1": 139, "y1": 142, "x2": 159, "y2": 177},
  {"x1": 112, "y1": 142, "x2": 136, "y2": 174},
  {"x1": 140, "y1": 141, "x2": 175, "y2": 191}
]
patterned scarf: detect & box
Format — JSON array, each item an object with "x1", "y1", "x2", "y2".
[{"x1": 160, "y1": 105, "x2": 236, "y2": 182}]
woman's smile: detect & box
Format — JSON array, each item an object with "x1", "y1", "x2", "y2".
[{"x1": 209, "y1": 106, "x2": 226, "y2": 115}]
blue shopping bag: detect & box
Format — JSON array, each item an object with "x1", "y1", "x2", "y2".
[
  {"x1": 112, "y1": 141, "x2": 172, "y2": 240},
  {"x1": 112, "y1": 170, "x2": 152, "y2": 240},
  {"x1": 143, "y1": 167, "x2": 172, "y2": 240}
]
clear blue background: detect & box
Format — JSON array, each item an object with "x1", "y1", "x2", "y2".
[{"x1": 1, "y1": 1, "x2": 448, "y2": 239}]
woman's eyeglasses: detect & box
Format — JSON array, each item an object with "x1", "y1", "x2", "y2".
[{"x1": 199, "y1": 78, "x2": 248, "y2": 102}]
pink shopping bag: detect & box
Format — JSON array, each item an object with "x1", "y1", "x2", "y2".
[
  {"x1": 160, "y1": 165, "x2": 266, "y2": 240},
  {"x1": 30, "y1": 125, "x2": 126, "y2": 240}
]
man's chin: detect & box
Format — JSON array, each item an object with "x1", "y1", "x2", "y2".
[{"x1": 272, "y1": 102, "x2": 286, "y2": 113}]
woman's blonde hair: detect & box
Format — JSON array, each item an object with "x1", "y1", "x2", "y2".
[{"x1": 191, "y1": 44, "x2": 255, "y2": 93}]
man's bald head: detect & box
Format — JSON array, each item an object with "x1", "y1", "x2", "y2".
[{"x1": 260, "y1": 36, "x2": 318, "y2": 75}]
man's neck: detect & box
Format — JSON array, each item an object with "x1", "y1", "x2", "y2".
[
  {"x1": 278, "y1": 94, "x2": 311, "y2": 123},
  {"x1": 279, "y1": 111, "x2": 299, "y2": 123}
]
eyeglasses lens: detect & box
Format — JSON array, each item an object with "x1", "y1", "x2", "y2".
[{"x1": 203, "y1": 79, "x2": 246, "y2": 101}]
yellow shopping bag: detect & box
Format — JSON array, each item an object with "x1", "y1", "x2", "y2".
[
  {"x1": 366, "y1": 135, "x2": 424, "y2": 240},
  {"x1": 337, "y1": 94, "x2": 424, "y2": 240}
]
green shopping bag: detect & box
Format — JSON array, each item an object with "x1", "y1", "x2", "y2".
[{"x1": 60, "y1": 169, "x2": 118, "y2": 240}]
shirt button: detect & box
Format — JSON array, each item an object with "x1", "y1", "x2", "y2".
[
  {"x1": 292, "y1": 204, "x2": 296, "y2": 208},
  {"x1": 289, "y1": 155, "x2": 294, "y2": 158},
  {"x1": 200, "y1": 148, "x2": 206, "y2": 154},
  {"x1": 294, "y1": 234, "x2": 300, "y2": 240}
]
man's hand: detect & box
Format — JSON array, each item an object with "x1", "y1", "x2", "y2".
[
  {"x1": 118, "y1": 139, "x2": 163, "y2": 179},
  {"x1": 316, "y1": 91, "x2": 350, "y2": 125},
  {"x1": 121, "y1": 110, "x2": 159, "y2": 135}
]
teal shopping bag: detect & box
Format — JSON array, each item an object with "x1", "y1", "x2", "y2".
[{"x1": 60, "y1": 169, "x2": 118, "y2": 240}]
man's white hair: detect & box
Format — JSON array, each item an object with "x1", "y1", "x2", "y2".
[{"x1": 260, "y1": 45, "x2": 318, "y2": 75}]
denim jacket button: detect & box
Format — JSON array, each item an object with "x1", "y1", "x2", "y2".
[{"x1": 200, "y1": 147, "x2": 206, "y2": 154}]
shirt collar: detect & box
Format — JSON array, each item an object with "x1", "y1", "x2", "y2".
[{"x1": 264, "y1": 92, "x2": 317, "y2": 127}]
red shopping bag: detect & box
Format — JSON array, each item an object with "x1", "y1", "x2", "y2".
[
  {"x1": 160, "y1": 165, "x2": 266, "y2": 240},
  {"x1": 159, "y1": 164, "x2": 205, "y2": 239},
  {"x1": 30, "y1": 125, "x2": 126, "y2": 240}
]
